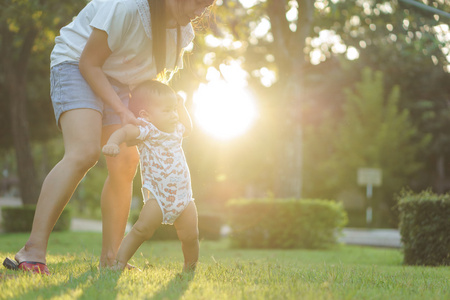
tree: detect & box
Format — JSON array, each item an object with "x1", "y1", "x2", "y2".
[
  {"x1": 0, "y1": 0, "x2": 86, "y2": 204},
  {"x1": 303, "y1": 68, "x2": 430, "y2": 225},
  {"x1": 319, "y1": 0, "x2": 450, "y2": 192},
  {"x1": 196, "y1": 0, "x2": 449, "y2": 197},
  {"x1": 183, "y1": 0, "x2": 317, "y2": 198}
]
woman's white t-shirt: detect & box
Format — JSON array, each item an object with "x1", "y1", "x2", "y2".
[{"x1": 50, "y1": 0, "x2": 195, "y2": 88}]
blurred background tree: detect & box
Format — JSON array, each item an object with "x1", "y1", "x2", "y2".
[
  {"x1": 320, "y1": 0, "x2": 450, "y2": 193},
  {"x1": 173, "y1": 0, "x2": 449, "y2": 224},
  {"x1": 0, "y1": 0, "x2": 86, "y2": 204},
  {"x1": 303, "y1": 67, "x2": 431, "y2": 226}
]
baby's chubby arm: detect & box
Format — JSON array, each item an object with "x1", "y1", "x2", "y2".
[{"x1": 102, "y1": 124, "x2": 140, "y2": 157}]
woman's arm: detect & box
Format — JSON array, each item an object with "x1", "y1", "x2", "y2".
[
  {"x1": 102, "y1": 124, "x2": 141, "y2": 156},
  {"x1": 79, "y1": 28, "x2": 142, "y2": 126},
  {"x1": 177, "y1": 95, "x2": 193, "y2": 137}
]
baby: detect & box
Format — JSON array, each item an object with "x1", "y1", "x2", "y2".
[{"x1": 102, "y1": 80, "x2": 198, "y2": 272}]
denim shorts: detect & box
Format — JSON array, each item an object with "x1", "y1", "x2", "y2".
[{"x1": 50, "y1": 61, "x2": 130, "y2": 129}]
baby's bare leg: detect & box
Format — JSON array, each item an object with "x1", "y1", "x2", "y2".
[
  {"x1": 174, "y1": 202, "x2": 199, "y2": 272},
  {"x1": 113, "y1": 199, "x2": 163, "y2": 270}
]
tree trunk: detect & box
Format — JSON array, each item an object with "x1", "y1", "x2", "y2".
[
  {"x1": 435, "y1": 154, "x2": 446, "y2": 193},
  {"x1": 8, "y1": 75, "x2": 40, "y2": 205},
  {"x1": 2, "y1": 26, "x2": 40, "y2": 205},
  {"x1": 267, "y1": 0, "x2": 314, "y2": 198},
  {"x1": 284, "y1": 65, "x2": 304, "y2": 198}
]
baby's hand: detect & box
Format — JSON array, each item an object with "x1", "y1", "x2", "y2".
[{"x1": 102, "y1": 144, "x2": 120, "y2": 157}]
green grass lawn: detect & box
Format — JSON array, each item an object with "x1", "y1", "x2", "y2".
[{"x1": 0, "y1": 232, "x2": 448, "y2": 300}]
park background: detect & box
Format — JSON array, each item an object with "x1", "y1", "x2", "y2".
[{"x1": 0, "y1": 0, "x2": 449, "y2": 229}]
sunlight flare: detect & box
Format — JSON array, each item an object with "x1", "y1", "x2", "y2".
[{"x1": 193, "y1": 78, "x2": 258, "y2": 140}]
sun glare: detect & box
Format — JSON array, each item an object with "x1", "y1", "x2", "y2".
[{"x1": 193, "y1": 80, "x2": 258, "y2": 140}]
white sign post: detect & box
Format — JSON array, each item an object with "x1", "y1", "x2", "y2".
[{"x1": 357, "y1": 168, "x2": 382, "y2": 227}]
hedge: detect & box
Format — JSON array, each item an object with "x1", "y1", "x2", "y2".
[
  {"x1": 227, "y1": 198, "x2": 348, "y2": 249},
  {"x1": 1, "y1": 205, "x2": 72, "y2": 232},
  {"x1": 398, "y1": 190, "x2": 450, "y2": 266}
]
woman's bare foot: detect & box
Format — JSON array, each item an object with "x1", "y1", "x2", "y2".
[
  {"x1": 183, "y1": 261, "x2": 197, "y2": 272},
  {"x1": 14, "y1": 243, "x2": 47, "y2": 265}
]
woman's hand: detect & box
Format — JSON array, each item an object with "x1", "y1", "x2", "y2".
[
  {"x1": 80, "y1": 29, "x2": 141, "y2": 125},
  {"x1": 118, "y1": 109, "x2": 146, "y2": 127}
]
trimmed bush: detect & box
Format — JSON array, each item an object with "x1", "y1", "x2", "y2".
[
  {"x1": 398, "y1": 191, "x2": 450, "y2": 266},
  {"x1": 1, "y1": 205, "x2": 72, "y2": 232},
  {"x1": 227, "y1": 198, "x2": 347, "y2": 249}
]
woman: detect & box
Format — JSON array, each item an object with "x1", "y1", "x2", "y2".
[{"x1": 3, "y1": 0, "x2": 214, "y2": 275}]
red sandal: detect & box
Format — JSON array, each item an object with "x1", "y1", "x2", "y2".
[{"x1": 3, "y1": 257, "x2": 50, "y2": 275}]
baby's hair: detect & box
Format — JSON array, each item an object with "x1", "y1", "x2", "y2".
[{"x1": 129, "y1": 80, "x2": 176, "y2": 117}]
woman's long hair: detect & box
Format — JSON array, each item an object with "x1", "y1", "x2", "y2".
[{"x1": 148, "y1": 0, "x2": 181, "y2": 83}]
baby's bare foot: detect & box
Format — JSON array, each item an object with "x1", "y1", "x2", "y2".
[
  {"x1": 125, "y1": 263, "x2": 142, "y2": 272},
  {"x1": 105, "y1": 260, "x2": 125, "y2": 271}
]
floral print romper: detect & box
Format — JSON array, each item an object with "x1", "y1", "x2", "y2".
[{"x1": 137, "y1": 120, "x2": 192, "y2": 224}]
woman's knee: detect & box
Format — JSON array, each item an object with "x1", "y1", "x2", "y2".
[
  {"x1": 106, "y1": 147, "x2": 139, "y2": 179},
  {"x1": 64, "y1": 145, "x2": 100, "y2": 172}
]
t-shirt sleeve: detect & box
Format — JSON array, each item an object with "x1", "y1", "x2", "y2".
[
  {"x1": 89, "y1": 0, "x2": 135, "y2": 52},
  {"x1": 137, "y1": 124, "x2": 155, "y2": 141}
]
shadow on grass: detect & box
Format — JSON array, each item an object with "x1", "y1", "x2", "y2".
[
  {"x1": 79, "y1": 269, "x2": 121, "y2": 299},
  {"x1": 0, "y1": 260, "x2": 121, "y2": 300},
  {"x1": 0, "y1": 272, "x2": 18, "y2": 281},
  {"x1": 149, "y1": 272, "x2": 194, "y2": 300}
]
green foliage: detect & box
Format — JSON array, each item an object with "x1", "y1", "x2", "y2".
[
  {"x1": 71, "y1": 156, "x2": 143, "y2": 220},
  {"x1": 0, "y1": 0, "x2": 89, "y2": 205},
  {"x1": 398, "y1": 190, "x2": 450, "y2": 266},
  {"x1": 31, "y1": 137, "x2": 65, "y2": 183},
  {"x1": 303, "y1": 68, "x2": 430, "y2": 226},
  {"x1": 227, "y1": 197, "x2": 347, "y2": 249},
  {"x1": 187, "y1": 0, "x2": 449, "y2": 202},
  {"x1": 0, "y1": 0, "x2": 88, "y2": 147},
  {"x1": 1, "y1": 205, "x2": 72, "y2": 232},
  {"x1": 72, "y1": 159, "x2": 108, "y2": 219},
  {"x1": 320, "y1": 0, "x2": 450, "y2": 192}
]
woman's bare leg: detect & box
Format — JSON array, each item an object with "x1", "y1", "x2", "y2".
[
  {"x1": 174, "y1": 202, "x2": 199, "y2": 272},
  {"x1": 99, "y1": 124, "x2": 139, "y2": 267},
  {"x1": 15, "y1": 109, "x2": 102, "y2": 264},
  {"x1": 113, "y1": 199, "x2": 163, "y2": 270}
]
